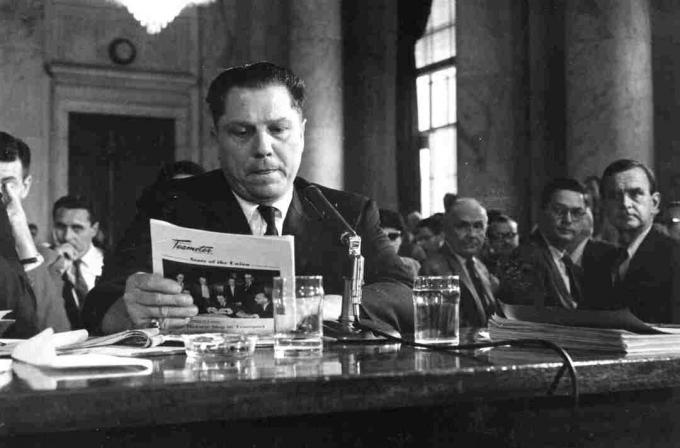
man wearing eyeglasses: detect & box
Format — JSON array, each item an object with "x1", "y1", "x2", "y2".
[
  {"x1": 497, "y1": 178, "x2": 616, "y2": 309},
  {"x1": 601, "y1": 159, "x2": 680, "y2": 323}
]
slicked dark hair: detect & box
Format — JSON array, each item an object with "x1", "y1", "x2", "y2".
[
  {"x1": 601, "y1": 159, "x2": 657, "y2": 196},
  {"x1": 205, "y1": 62, "x2": 305, "y2": 125},
  {"x1": 52, "y1": 195, "x2": 98, "y2": 224},
  {"x1": 0, "y1": 131, "x2": 31, "y2": 176},
  {"x1": 540, "y1": 178, "x2": 587, "y2": 209}
]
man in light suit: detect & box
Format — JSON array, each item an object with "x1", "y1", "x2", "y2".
[
  {"x1": 421, "y1": 198, "x2": 497, "y2": 327},
  {"x1": 601, "y1": 159, "x2": 680, "y2": 323},
  {"x1": 83, "y1": 62, "x2": 414, "y2": 335}
]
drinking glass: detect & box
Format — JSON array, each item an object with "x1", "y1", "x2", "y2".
[
  {"x1": 273, "y1": 276, "x2": 324, "y2": 358},
  {"x1": 413, "y1": 275, "x2": 460, "y2": 345}
]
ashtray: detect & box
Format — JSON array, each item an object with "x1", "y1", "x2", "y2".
[{"x1": 182, "y1": 333, "x2": 258, "y2": 358}]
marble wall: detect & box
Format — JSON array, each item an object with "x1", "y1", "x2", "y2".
[
  {"x1": 652, "y1": 0, "x2": 680, "y2": 203},
  {"x1": 565, "y1": 0, "x2": 653, "y2": 181},
  {"x1": 456, "y1": 0, "x2": 528, "y2": 221},
  {"x1": 0, "y1": 0, "x2": 50, "y2": 239}
]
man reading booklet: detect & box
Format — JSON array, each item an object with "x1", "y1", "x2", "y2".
[{"x1": 83, "y1": 62, "x2": 415, "y2": 336}]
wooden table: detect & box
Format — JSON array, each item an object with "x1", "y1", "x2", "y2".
[{"x1": 3, "y1": 335, "x2": 680, "y2": 447}]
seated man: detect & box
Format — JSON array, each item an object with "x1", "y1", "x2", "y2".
[
  {"x1": 601, "y1": 159, "x2": 680, "y2": 323},
  {"x1": 83, "y1": 62, "x2": 414, "y2": 335},
  {"x1": 0, "y1": 194, "x2": 39, "y2": 337},
  {"x1": 51, "y1": 195, "x2": 104, "y2": 328},
  {"x1": 421, "y1": 198, "x2": 497, "y2": 327},
  {"x1": 0, "y1": 131, "x2": 70, "y2": 332},
  {"x1": 483, "y1": 213, "x2": 519, "y2": 277},
  {"x1": 497, "y1": 178, "x2": 616, "y2": 309},
  {"x1": 379, "y1": 208, "x2": 421, "y2": 277},
  {"x1": 414, "y1": 213, "x2": 445, "y2": 261}
]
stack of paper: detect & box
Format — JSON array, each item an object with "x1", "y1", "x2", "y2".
[{"x1": 489, "y1": 303, "x2": 680, "y2": 354}]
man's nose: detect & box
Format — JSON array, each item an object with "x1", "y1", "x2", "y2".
[
  {"x1": 621, "y1": 193, "x2": 634, "y2": 208},
  {"x1": 64, "y1": 227, "x2": 76, "y2": 241},
  {"x1": 252, "y1": 130, "x2": 274, "y2": 157}
]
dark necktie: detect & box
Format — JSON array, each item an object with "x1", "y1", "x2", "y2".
[
  {"x1": 257, "y1": 205, "x2": 279, "y2": 236},
  {"x1": 465, "y1": 257, "x2": 495, "y2": 316},
  {"x1": 611, "y1": 248, "x2": 629, "y2": 286},
  {"x1": 561, "y1": 255, "x2": 583, "y2": 305},
  {"x1": 62, "y1": 270, "x2": 83, "y2": 329}
]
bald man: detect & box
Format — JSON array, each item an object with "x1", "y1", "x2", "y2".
[{"x1": 421, "y1": 198, "x2": 498, "y2": 327}]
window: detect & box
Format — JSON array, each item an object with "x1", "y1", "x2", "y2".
[{"x1": 415, "y1": 0, "x2": 456, "y2": 217}]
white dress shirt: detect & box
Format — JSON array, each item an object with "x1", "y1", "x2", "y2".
[
  {"x1": 232, "y1": 189, "x2": 294, "y2": 236},
  {"x1": 71, "y1": 244, "x2": 103, "y2": 293}
]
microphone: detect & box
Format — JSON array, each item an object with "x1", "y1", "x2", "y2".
[
  {"x1": 303, "y1": 185, "x2": 357, "y2": 244},
  {"x1": 302, "y1": 184, "x2": 387, "y2": 342}
]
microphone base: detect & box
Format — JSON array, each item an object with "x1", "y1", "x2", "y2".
[{"x1": 323, "y1": 319, "x2": 399, "y2": 343}]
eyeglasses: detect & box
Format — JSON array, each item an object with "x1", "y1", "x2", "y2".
[
  {"x1": 385, "y1": 231, "x2": 402, "y2": 241},
  {"x1": 489, "y1": 231, "x2": 517, "y2": 241},
  {"x1": 548, "y1": 205, "x2": 587, "y2": 221}
]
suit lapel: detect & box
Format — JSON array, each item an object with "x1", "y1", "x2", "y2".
[
  {"x1": 532, "y1": 232, "x2": 573, "y2": 308},
  {"x1": 283, "y1": 187, "x2": 318, "y2": 274},
  {"x1": 194, "y1": 173, "x2": 252, "y2": 234},
  {"x1": 442, "y1": 247, "x2": 487, "y2": 324}
]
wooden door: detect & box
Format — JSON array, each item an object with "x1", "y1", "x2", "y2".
[{"x1": 68, "y1": 113, "x2": 175, "y2": 250}]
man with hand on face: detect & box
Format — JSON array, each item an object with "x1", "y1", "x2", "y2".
[
  {"x1": 497, "y1": 178, "x2": 616, "y2": 310},
  {"x1": 421, "y1": 198, "x2": 498, "y2": 327},
  {"x1": 0, "y1": 131, "x2": 70, "y2": 332},
  {"x1": 83, "y1": 62, "x2": 414, "y2": 335},
  {"x1": 51, "y1": 196, "x2": 103, "y2": 328},
  {"x1": 601, "y1": 159, "x2": 680, "y2": 323}
]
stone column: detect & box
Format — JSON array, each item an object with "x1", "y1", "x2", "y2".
[
  {"x1": 565, "y1": 0, "x2": 653, "y2": 180},
  {"x1": 288, "y1": 0, "x2": 344, "y2": 189}
]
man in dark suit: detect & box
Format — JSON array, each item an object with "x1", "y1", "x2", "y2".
[
  {"x1": 421, "y1": 198, "x2": 497, "y2": 327},
  {"x1": 83, "y1": 62, "x2": 414, "y2": 335},
  {"x1": 601, "y1": 159, "x2": 680, "y2": 323},
  {"x1": 497, "y1": 178, "x2": 616, "y2": 310}
]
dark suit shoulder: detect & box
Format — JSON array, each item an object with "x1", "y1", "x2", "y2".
[{"x1": 294, "y1": 177, "x2": 369, "y2": 225}]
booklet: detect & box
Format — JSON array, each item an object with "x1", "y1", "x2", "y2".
[{"x1": 150, "y1": 219, "x2": 295, "y2": 336}]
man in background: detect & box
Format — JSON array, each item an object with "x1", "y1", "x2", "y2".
[
  {"x1": 483, "y1": 213, "x2": 519, "y2": 276},
  {"x1": 601, "y1": 159, "x2": 680, "y2": 323},
  {"x1": 52, "y1": 195, "x2": 103, "y2": 328},
  {"x1": 0, "y1": 131, "x2": 70, "y2": 332},
  {"x1": 497, "y1": 178, "x2": 615, "y2": 310},
  {"x1": 421, "y1": 198, "x2": 497, "y2": 327}
]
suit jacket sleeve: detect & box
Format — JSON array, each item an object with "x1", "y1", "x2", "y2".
[
  {"x1": 82, "y1": 185, "x2": 163, "y2": 333},
  {"x1": 352, "y1": 198, "x2": 415, "y2": 334},
  {"x1": 0, "y1": 201, "x2": 38, "y2": 337}
]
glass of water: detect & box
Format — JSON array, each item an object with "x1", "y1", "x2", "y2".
[
  {"x1": 273, "y1": 276, "x2": 324, "y2": 358},
  {"x1": 413, "y1": 275, "x2": 460, "y2": 345}
]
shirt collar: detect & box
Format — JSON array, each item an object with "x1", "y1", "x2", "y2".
[
  {"x1": 540, "y1": 232, "x2": 567, "y2": 261},
  {"x1": 78, "y1": 243, "x2": 103, "y2": 270},
  {"x1": 232, "y1": 188, "x2": 294, "y2": 225},
  {"x1": 569, "y1": 236, "x2": 589, "y2": 267},
  {"x1": 626, "y1": 222, "x2": 653, "y2": 260}
]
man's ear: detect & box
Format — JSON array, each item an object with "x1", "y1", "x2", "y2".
[
  {"x1": 300, "y1": 118, "x2": 307, "y2": 147},
  {"x1": 652, "y1": 191, "x2": 662, "y2": 215},
  {"x1": 21, "y1": 174, "x2": 32, "y2": 199},
  {"x1": 91, "y1": 221, "x2": 100, "y2": 234}
]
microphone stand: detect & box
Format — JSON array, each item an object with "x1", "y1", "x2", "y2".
[
  {"x1": 322, "y1": 232, "x2": 388, "y2": 342},
  {"x1": 303, "y1": 183, "x2": 394, "y2": 343}
]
